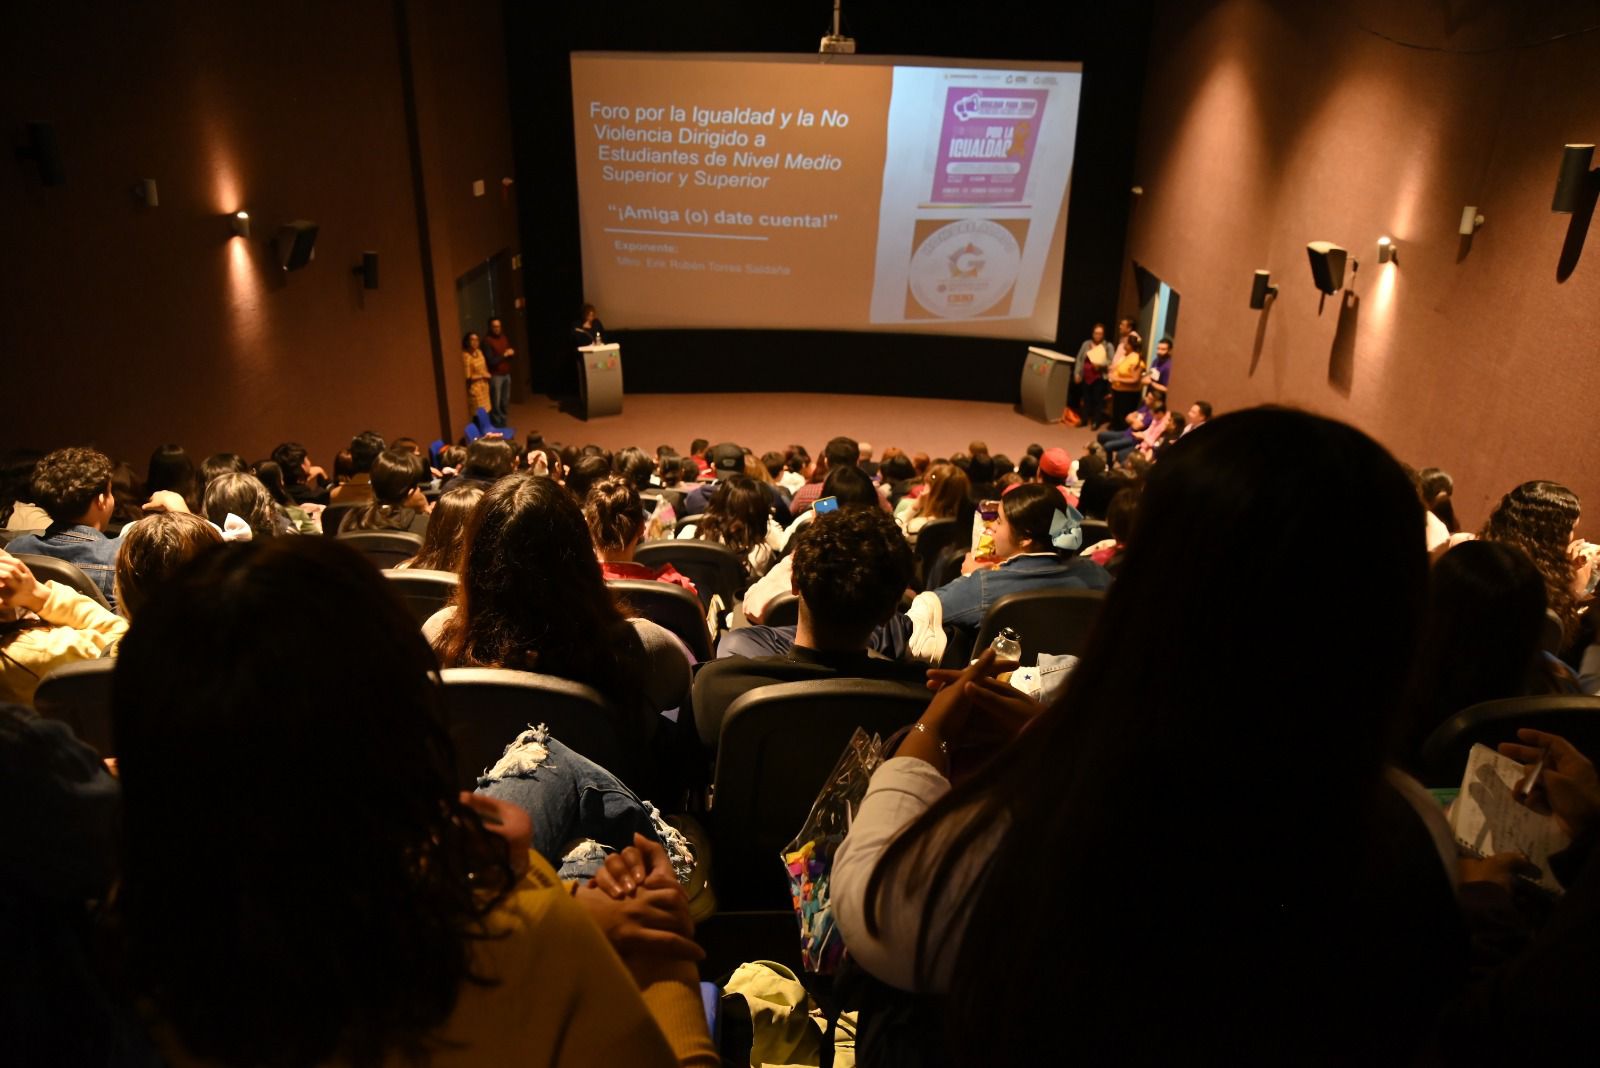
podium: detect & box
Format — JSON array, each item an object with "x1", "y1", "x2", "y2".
[
  {"x1": 577, "y1": 342, "x2": 623, "y2": 419},
  {"x1": 1019, "y1": 346, "x2": 1074, "y2": 423}
]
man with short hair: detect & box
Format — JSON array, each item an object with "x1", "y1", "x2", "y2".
[
  {"x1": 790, "y1": 436, "x2": 860, "y2": 515},
  {"x1": 483, "y1": 317, "x2": 516, "y2": 427},
  {"x1": 1144, "y1": 338, "x2": 1174, "y2": 392},
  {"x1": 270, "y1": 441, "x2": 329, "y2": 506},
  {"x1": 7, "y1": 447, "x2": 122, "y2": 609},
  {"x1": 1183, "y1": 401, "x2": 1213, "y2": 436},
  {"x1": 691, "y1": 507, "x2": 922, "y2": 748},
  {"x1": 328, "y1": 431, "x2": 386, "y2": 503}
]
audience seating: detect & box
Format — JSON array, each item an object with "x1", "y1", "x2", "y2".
[
  {"x1": 32, "y1": 658, "x2": 117, "y2": 755},
  {"x1": 912, "y1": 518, "x2": 964, "y2": 591},
  {"x1": 924, "y1": 544, "x2": 966, "y2": 591},
  {"x1": 13, "y1": 554, "x2": 113, "y2": 610},
  {"x1": 437, "y1": 667, "x2": 626, "y2": 790},
  {"x1": 1420, "y1": 694, "x2": 1600, "y2": 786},
  {"x1": 384, "y1": 568, "x2": 458, "y2": 626},
  {"x1": 1078, "y1": 518, "x2": 1111, "y2": 546},
  {"x1": 318, "y1": 502, "x2": 362, "y2": 537},
  {"x1": 706, "y1": 678, "x2": 929, "y2": 911},
  {"x1": 970, "y1": 588, "x2": 1106, "y2": 665},
  {"x1": 337, "y1": 530, "x2": 423, "y2": 569},
  {"x1": 607, "y1": 578, "x2": 713, "y2": 661},
  {"x1": 635, "y1": 539, "x2": 747, "y2": 614},
  {"x1": 762, "y1": 591, "x2": 800, "y2": 627}
]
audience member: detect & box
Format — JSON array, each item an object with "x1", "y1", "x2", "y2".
[
  {"x1": 1481, "y1": 480, "x2": 1588, "y2": 649},
  {"x1": 1036, "y1": 447, "x2": 1077, "y2": 506},
  {"x1": 693, "y1": 507, "x2": 922, "y2": 747},
  {"x1": 680, "y1": 442, "x2": 791, "y2": 526},
  {"x1": 677, "y1": 475, "x2": 783, "y2": 583},
  {"x1": 7, "y1": 446, "x2": 122, "y2": 609},
  {"x1": 565, "y1": 453, "x2": 613, "y2": 503},
  {"x1": 339, "y1": 449, "x2": 431, "y2": 535},
  {"x1": 585, "y1": 477, "x2": 697, "y2": 596},
  {"x1": 270, "y1": 441, "x2": 329, "y2": 505},
  {"x1": 0, "y1": 548, "x2": 126, "y2": 704},
  {"x1": 111, "y1": 536, "x2": 714, "y2": 1067},
  {"x1": 107, "y1": 460, "x2": 147, "y2": 535},
  {"x1": 199, "y1": 452, "x2": 248, "y2": 493},
  {"x1": 1, "y1": 449, "x2": 49, "y2": 532},
  {"x1": 1420, "y1": 466, "x2": 1458, "y2": 534},
  {"x1": 879, "y1": 450, "x2": 917, "y2": 505},
  {"x1": 428, "y1": 474, "x2": 691, "y2": 753},
  {"x1": 1087, "y1": 485, "x2": 1139, "y2": 573},
  {"x1": 858, "y1": 442, "x2": 879, "y2": 479},
  {"x1": 204, "y1": 472, "x2": 288, "y2": 541},
  {"x1": 894, "y1": 462, "x2": 970, "y2": 547},
  {"x1": 399, "y1": 483, "x2": 484, "y2": 573},
  {"x1": 791, "y1": 436, "x2": 860, "y2": 515},
  {"x1": 113, "y1": 512, "x2": 223, "y2": 619},
  {"x1": 252, "y1": 459, "x2": 318, "y2": 533},
  {"x1": 145, "y1": 444, "x2": 200, "y2": 513},
  {"x1": 1183, "y1": 400, "x2": 1212, "y2": 436},
  {"x1": 833, "y1": 408, "x2": 1463, "y2": 1064},
  {"x1": 328, "y1": 431, "x2": 385, "y2": 503},
  {"x1": 449, "y1": 436, "x2": 518, "y2": 488}
]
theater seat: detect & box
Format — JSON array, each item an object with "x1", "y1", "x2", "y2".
[
  {"x1": 1420, "y1": 694, "x2": 1600, "y2": 787},
  {"x1": 438, "y1": 667, "x2": 626, "y2": 790},
  {"x1": 970, "y1": 588, "x2": 1106, "y2": 666},
  {"x1": 13, "y1": 554, "x2": 112, "y2": 610},
  {"x1": 1077, "y1": 518, "x2": 1111, "y2": 548},
  {"x1": 636, "y1": 539, "x2": 747, "y2": 614},
  {"x1": 33, "y1": 658, "x2": 117, "y2": 756},
  {"x1": 707, "y1": 678, "x2": 928, "y2": 911},
  {"x1": 337, "y1": 530, "x2": 423, "y2": 570},
  {"x1": 912, "y1": 518, "x2": 962, "y2": 592},
  {"x1": 607, "y1": 578, "x2": 712, "y2": 662},
  {"x1": 318, "y1": 502, "x2": 362, "y2": 536},
  {"x1": 761, "y1": 591, "x2": 800, "y2": 628},
  {"x1": 384, "y1": 568, "x2": 458, "y2": 626}
]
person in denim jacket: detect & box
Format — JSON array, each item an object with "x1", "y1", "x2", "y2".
[
  {"x1": 7, "y1": 447, "x2": 122, "y2": 612},
  {"x1": 932, "y1": 483, "x2": 1111, "y2": 630}
]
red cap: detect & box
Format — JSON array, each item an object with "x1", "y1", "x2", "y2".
[{"x1": 1040, "y1": 448, "x2": 1073, "y2": 478}]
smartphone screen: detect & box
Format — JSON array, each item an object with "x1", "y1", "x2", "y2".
[{"x1": 813, "y1": 496, "x2": 840, "y2": 515}]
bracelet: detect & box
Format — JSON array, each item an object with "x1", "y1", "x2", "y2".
[{"x1": 914, "y1": 721, "x2": 949, "y2": 754}]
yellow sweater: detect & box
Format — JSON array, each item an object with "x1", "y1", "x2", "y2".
[
  {"x1": 157, "y1": 851, "x2": 718, "y2": 1068},
  {"x1": 0, "y1": 580, "x2": 126, "y2": 705}
]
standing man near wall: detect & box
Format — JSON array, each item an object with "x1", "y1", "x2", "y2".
[{"x1": 483, "y1": 317, "x2": 515, "y2": 428}]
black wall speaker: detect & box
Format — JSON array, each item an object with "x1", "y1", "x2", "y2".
[
  {"x1": 1306, "y1": 242, "x2": 1347, "y2": 294},
  {"x1": 1249, "y1": 269, "x2": 1278, "y2": 310},
  {"x1": 1553, "y1": 144, "x2": 1596, "y2": 213},
  {"x1": 17, "y1": 121, "x2": 66, "y2": 186},
  {"x1": 357, "y1": 250, "x2": 379, "y2": 289},
  {"x1": 276, "y1": 220, "x2": 319, "y2": 271}
]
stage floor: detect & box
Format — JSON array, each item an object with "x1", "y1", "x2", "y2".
[{"x1": 505, "y1": 392, "x2": 1094, "y2": 464}]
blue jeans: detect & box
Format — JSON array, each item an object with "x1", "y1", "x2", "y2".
[
  {"x1": 476, "y1": 726, "x2": 669, "y2": 880},
  {"x1": 488, "y1": 374, "x2": 511, "y2": 426}
]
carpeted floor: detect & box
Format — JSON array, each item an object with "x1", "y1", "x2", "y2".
[{"x1": 506, "y1": 392, "x2": 1096, "y2": 464}]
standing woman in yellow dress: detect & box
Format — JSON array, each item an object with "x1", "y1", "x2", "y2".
[{"x1": 462, "y1": 332, "x2": 491, "y2": 419}]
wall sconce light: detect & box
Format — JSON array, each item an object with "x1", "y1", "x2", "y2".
[
  {"x1": 1306, "y1": 242, "x2": 1349, "y2": 294},
  {"x1": 132, "y1": 178, "x2": 159, "y2": 207},
  {"x1": 1377, "y1": 236, "x2": 1398, "y2": 264},
  {"x1": 1459, "y1": 207, "x2": 1485, "y2": 235},
  {"x1": 1248, "y1": 269, "x2": 1278, "y2": 309},
  {"x1": 230, "y1": 211, "x2": 251, "y2": 238},
  {"x1": 1552, "y1": 144, "x2": 1597, "y2": 213}
]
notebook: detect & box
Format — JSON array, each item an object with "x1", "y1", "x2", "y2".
[{"x1": 1448, "y1": 743, "x2": 1570, "y2": 894}]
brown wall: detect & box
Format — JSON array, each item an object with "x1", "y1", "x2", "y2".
[
  {"x1": 1124, "y1": 0, "x2": 1600, "y2": 528},
  {"x1": 1, "y1": 0, "x2": 520, "y2": 474}
]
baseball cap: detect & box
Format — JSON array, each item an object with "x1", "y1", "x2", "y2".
[
  {"x1": 709, "y1": 442, "x2": 745, "y2": 477},
  {"x1": 1039, "y1": 448, "x2": 1073, "y2": 478}
]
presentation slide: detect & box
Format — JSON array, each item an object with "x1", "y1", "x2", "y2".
[{"x1": 570, "y1": 53, "x2": 1082, "y2": 340}]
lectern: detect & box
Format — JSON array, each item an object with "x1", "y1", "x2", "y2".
[
  {"x1": 1019, "y1": 346, "x2": 1074, "y2": 423},
  {"x1": 577, "y1": 342, "x2": 623, "y2": 419}
]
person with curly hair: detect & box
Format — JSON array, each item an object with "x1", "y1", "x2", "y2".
[
  {"x1": 1481, "y1": 480, "x2": 1590, "y2": 648},
  {"x1": 7, "y1": 447, "x2": 122, "y2": 610},
  {"x1": 676, "y1": 475, "x2": 783, "y2": 583}
]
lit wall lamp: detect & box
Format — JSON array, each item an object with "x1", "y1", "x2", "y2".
[
  {"x1": 1552, "y1": 144, "x2": 1597, "y2": 213},
  {"x1": 230, "y1": 211, "x2": 251, "y2": 238},
  {"x1": 1248, "y1": 269, "x2": 1278, "y2": 309},
  {"x1": 1459, "y1": 207, "x2": 1485, "y2": 235},
  {"x1": 1377, "y1": 236, "x2": 1398, "y2": 264}
]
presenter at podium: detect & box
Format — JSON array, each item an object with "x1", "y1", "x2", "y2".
[{"x1": 573, "y1": 302, "x2": 605, "y2": 346}]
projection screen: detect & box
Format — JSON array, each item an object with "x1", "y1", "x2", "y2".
[{"x1": 570, "y1": 53, "x2": 1082, "y2": 340}]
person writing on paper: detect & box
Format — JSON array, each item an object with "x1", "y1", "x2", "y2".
[{"x1": 832, "y1": 408, "x2": 1467, "y2": 1065}]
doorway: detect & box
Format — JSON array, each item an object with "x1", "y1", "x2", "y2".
[
  {"x1": 1132, "y1": 263, "x2": 1179, "y2": 349},
  {"x1": 454, "y1": 250, "x2": 524, "y2": 405}
]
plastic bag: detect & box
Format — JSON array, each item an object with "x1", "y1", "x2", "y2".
[{"x1": 781, "y1": 727, "x2": 884, "y2": 974}]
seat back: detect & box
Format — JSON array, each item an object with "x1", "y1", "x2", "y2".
[
  {"x1": 636, "y1": 539, "x2": 747, "y2": 612},
  {"x1": 970, "y1": 588, "x2": 1106, "y2": 666},
  {"x1": 337, "y1": 529, "x2": 423, "y2": 570},
  {"x1": 762, "y1": 592, "x2": 801, "y2": 628},
  {"x1": 14, "y1": 554, "x2": 112, "y2": 609},
  {"x1": 318, "y1": 502, "x2": 362, "y2": 536},
  {"x1": 33, "y1": 658, "x2": 118, "y2": 755},
  {"x1": 711, "y1": 679, "x2": 928, "y2": 910},
  {"x1": 438, "y1": 667, "x2": 625, "y2": 790},
  {"x1": 924, "y1": 544, "x2": 967, "y2": 592},
  {"x1": 384, "y1": 568, "x2": 458, "y2": 626},
  {"x1": 607, "y1": 579, "x2": 712, "y2": 662},
  {"x1": 1420, "y1": 694, "x2": 1600, "y2": 786},
  {"x1": 1077, "y1": 518, "x2": 1111, "y2": 549},
  {"x1": 912, "y1": 518, "x2": 963, "y2": 591}
]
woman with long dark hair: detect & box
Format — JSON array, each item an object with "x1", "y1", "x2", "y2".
[
  {"x1": 145, "y1": 444, "x2": 198, "y2": 512},
  {"x1": 251, "y1": 459, "x2": 317, "y2": 534},
  {"x1": 429, "y1": 474, "x2": 689, "y2": 747},
  {"x1": 676, "y1": 475, "x2": 782, "y2": 581},
  {"x1": 113, "y1": 537, "x2": 714, "y2": 1067},
  {"x1": 832, "y1": 408, "x2": 1465, "y2": 1064},
  {"x1": 1481, "y1": 480, "x2": 1589, "y2": 648},
  {"x1": 398, "y1": 482, "x2": 484, "y2": 572}
]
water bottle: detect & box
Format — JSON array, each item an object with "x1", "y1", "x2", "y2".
[{"x1": 990, "y1": 627, "x2": 1022, "y2": 664}]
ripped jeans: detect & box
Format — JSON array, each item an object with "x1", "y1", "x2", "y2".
[{"x1": 476, "y1": 724, "x2": 694, "y2": 882}]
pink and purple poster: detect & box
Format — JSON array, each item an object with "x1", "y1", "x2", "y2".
[{"x1": 930, "y1": 87, "x2": 1048, "y2": 205}]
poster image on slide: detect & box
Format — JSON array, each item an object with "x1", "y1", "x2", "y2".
[
  {"x1": 904, "y1": 218, "x2": 1029, "y2": 320},
  {"x1": 931, "y1": 87, "x2": 1048, "y2": 205}
]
